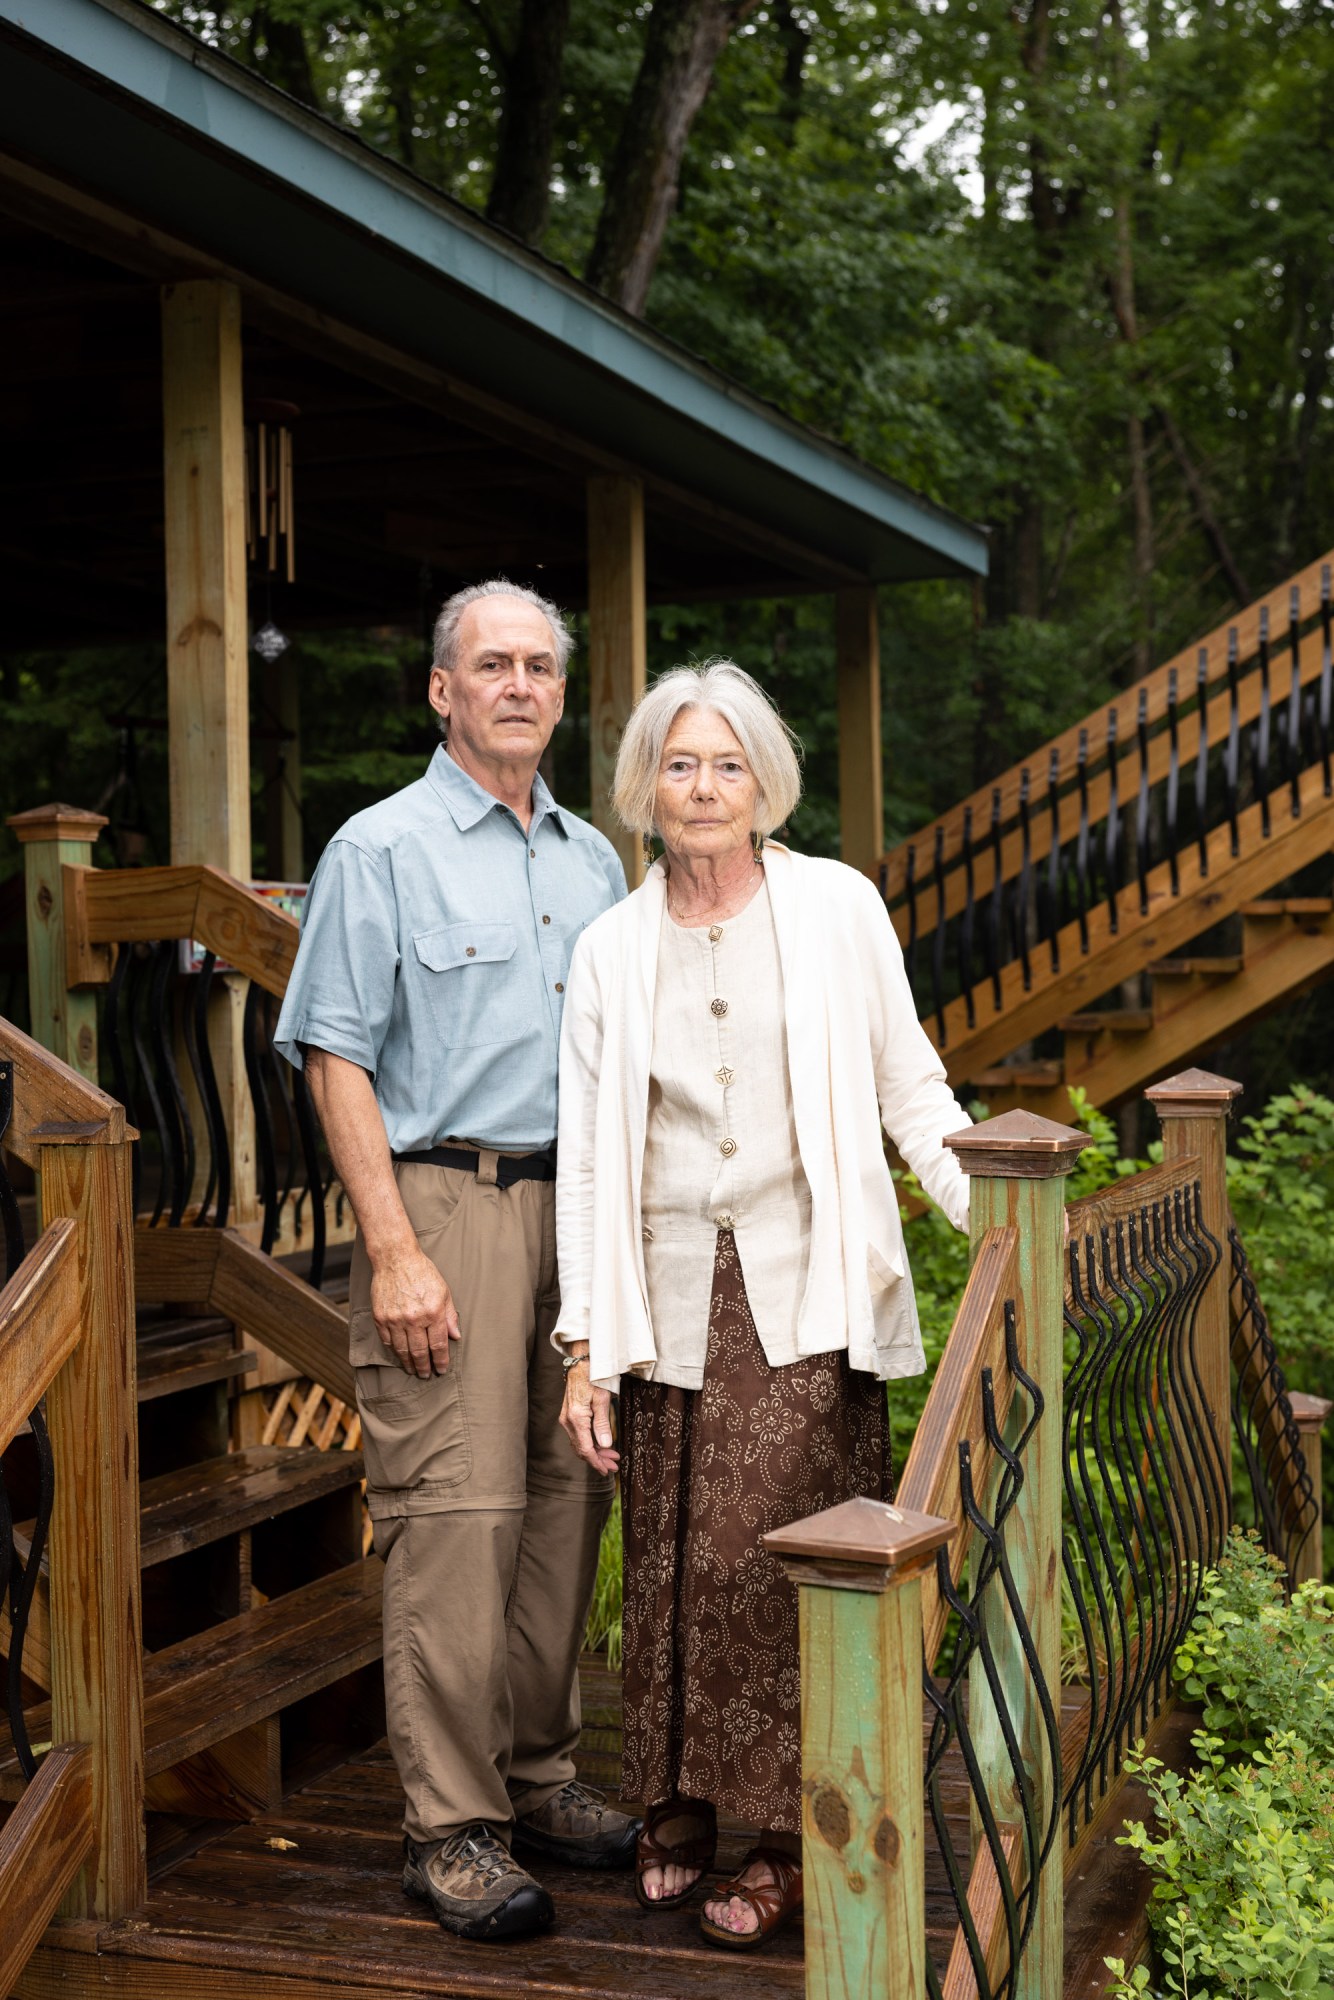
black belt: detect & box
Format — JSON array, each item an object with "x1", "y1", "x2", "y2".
[{"x1": 393, "y1": 1144, "x2": 557, "y2": 1187}]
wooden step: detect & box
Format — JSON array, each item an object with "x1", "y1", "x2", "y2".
[
  {"x1": 136, "y1": 1324, "x2": 258, "y2": 1404},
  {"x1": 15, "y1": 1447, "x2": 364, "y2": 1575},
  {"x1": 1145, "y1": 955, "x2": 1244, "y2": 978},
  {"x1": 972, "y1": 1059, "x2": 1065, "y2": 1089},
  {"x1": 0, "y1": 1557, "x2": 384, "y2": 1800},
  {"x1": 1058, "y1": 1009, "x2": 1155, "y2": 1035},
  {"x1": 1240, "y1": 897, "x2": 1334, "y2": 918}
]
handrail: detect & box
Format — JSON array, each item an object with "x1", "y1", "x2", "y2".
[
  {"x1": 882, "y1": 544, "x2": 1334, "y2": 908},
  {"x1": 0, "y1": 1017, "x2": 127, "y2": 1169},
  {"x1": 1227, "y1": 1211, "x2": 1320, "y2": 1582},
  {"x1": 0, "y1": 1219, "x2": 79, "y2": 1455},
  {"x1": 75, "y1": 864, "x2": 298, "y2": 997},
  {"x1": 0, "y1": 1744, "x2": 94, "y2": 1994},
  {"x1": 1063, "y1": 1155, "x2": 1200, "y2": 1301},
  {"x1": 897, "y1": 1224, "x2": 1020, "y2": 1664}
]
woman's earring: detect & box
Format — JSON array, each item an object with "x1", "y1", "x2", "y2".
[
  {"x1": 643, "y1": 832, "x2": 655, "y2": 870},
  {"x1": 752, "y1": 830, "x2": 765, "y2": 857}
]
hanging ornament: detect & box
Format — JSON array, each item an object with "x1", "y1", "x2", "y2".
[
  {"x1": 251, "y1": 621, "x2": 291, "y2": 664},
  {"x1": 244, "y1": 399, "x2": 298, "y2": 583}
]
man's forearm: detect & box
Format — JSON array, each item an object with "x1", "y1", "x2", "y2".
[{"x1": 303, "y1": 1047, "x2": 415, "y2": 1264}]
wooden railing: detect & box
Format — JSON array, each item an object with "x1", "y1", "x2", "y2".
[
  {"x1": 880, "y1": 550, "x2": 1334, "y2": 1076},
  {"x1": 767, "y1": 1068, "x2": 1329, "y2": 2000},
  {"x1": 0, "y1": 1026, "x2": 144, "y2": 1963}
]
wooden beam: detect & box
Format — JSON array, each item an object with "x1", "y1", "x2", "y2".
[
  {"x1": 0, "y1": 1744, "x2": 93, "y2": 1997},
  {"x1": 262, "y1": 657, "x2": 304, "y2": 883},
  {"x1": 39, "y1": 1138, "x2": 146, "y2": 1921},
  {"x1": 6, "y1": 807, "x2": 107, "y2": 1083},
  {"x1": 0, "y1": 1220, "x2": 79, "y2": 1455},
  {"x1": 586, "y1": 475, "x2": 647, "y2": 889},
  {"x1": 76, "y1": 865, "x2": 298, "y2": 998},
  {"x1": 835, "y1": 586, "x2": 883, "y2": 878},
  {"x1": 0, "y1": 1019, "x2": 127, "y2": 1172},
  {"x1": 1288, "y1": 1394, "x2": 1330, "y2": 1586}
]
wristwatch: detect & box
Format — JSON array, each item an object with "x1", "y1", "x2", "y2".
[{"x1": 561, "y1": 1351, "x2": 589, "y2": 1373}]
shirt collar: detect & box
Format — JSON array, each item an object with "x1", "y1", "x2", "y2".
[{"x1": 425, "y1": 744, "x2": 569, "y2": 838}]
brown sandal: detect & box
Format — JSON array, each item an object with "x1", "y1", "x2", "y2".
[
  {"x1": 699, "y1": 1844, "x2": 803, "y2": 1951},
  {"x1": 634, "y1": 1797, "x2": 718, "y2": 1912}
]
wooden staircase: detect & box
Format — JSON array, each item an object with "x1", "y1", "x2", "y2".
[{"x1": 883, "y1": 549, "x2": 1334, "y2": 1112}]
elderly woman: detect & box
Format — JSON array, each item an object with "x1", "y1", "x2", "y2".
[{"x1": 554, "y1": 662, "x2": 970, "y2": 1951}]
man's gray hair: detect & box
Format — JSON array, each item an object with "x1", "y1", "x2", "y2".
[
  {"x1": 431, "y1": 579, "x2": 574, "y2": 676},
  {"x1": 612, "y1": 661, "x2": 803, "y2": 839}
]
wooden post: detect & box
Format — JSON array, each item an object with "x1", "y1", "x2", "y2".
[
  {"x1": 262, "y1": 654, "x2": 304, "y2": 882},
  {"x1": 835, "y1": 585, "x2": 884, "y2": 879},
  {"x1": 1144, "y1": 1067, "x2": 1242, "y2": 1521},
  {"x1": 764, "y1": 1496, "x2": 954, "y2": 2000},
  {"x1": 587, "y1": 473, "x2": 647, "y2": 889},
  {"x1": 944, "y1": 1109, "x2": 1086, "y2": 2000},
  {"x1": 162, "y1": 279, "x2": 257, "y2": 1223},
  {"x1": 6, "y1": 806, "x2": 108, "y2": 1082},
  {"x1": 39, "y1": 1133, "x2": 146, "y2": 1919},
  {"x1": 1288, "y1": 1393, "x2": 1331, "y2": 1587}
]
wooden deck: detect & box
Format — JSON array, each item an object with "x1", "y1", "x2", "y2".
[{"x1": 12, "y1": 1659, "x2": 1165, "y2": 2000}]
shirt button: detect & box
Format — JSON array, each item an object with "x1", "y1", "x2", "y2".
[
  {"x1": 717, "y1": 1212, "x2": 735, "y2": 1231},
  {"x1": 542, "y1": 914, "x2": 551, "y2": 925},
  {"x1": 465, "y1": 946, "x2": 476, "y2": 957},
  {"x1": 530, "y1": 849, "x2": 536, "y2": 859},
  {"x1": 555, "y1": 982, "x2": 564, "y2": 993},
  {"x1": 710, "y1": 997, "x2": 728, "y2": 1018},
  {"x1": 719, "y1": 1137, "x2": 737, "y2": 1157},
  {"x1": 708, "y1": 925, "x2": 723, "y2": 943},
  {"x1": 716, "y1": 1065, "x2": 735, "y2": 1086}
]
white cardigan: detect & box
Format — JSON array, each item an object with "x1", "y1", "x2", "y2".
[{"x1": 554, "y1": 845, "x2": 972, "y2": 1389}]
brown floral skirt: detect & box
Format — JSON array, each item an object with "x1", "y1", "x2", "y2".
[{"x1": 618, "y1": 1230, "x2": 889, "y2": 1833}]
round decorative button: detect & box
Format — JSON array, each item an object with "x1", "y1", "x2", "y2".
[
  {"x1": 555, "y1": 981, "x2": 564, "y2": 993},
  {"x1": 717, "y1": 1212, "x2": 735, "y2": 1230},
  {"x1": 710, "y1": 997, "x2": 728, "y2": 1017},
  {"x1": 716, "y1": 1065, "x2": 735, "y2": 1086},
  {"x1": 708, "y1": 924, "x2": 723, "y2": 943},
  {"x1": 719, "y1": 1137, "x2": 737, "y2": 1157},
  {"x1": 542, "y1": 914, "x2": 551, "y2": 925},
  {"x1": 465, "y1": 946, "x2": 476, "y2": 957}
]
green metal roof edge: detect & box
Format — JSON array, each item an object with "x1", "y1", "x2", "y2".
[{"x1": 3, "y1": 0, "x2": 989, "y2": 581}]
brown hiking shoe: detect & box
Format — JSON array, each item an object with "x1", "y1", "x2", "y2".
[
  {"x1": 512, "y1": 1780, "x2": 640, "y2": 1870},
  {"x1": 403, "y1": 1826, "x2": 554, "y2": 1942}
]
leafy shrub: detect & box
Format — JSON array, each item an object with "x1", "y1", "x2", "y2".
[
  {"x1": 1107, "y1": 1731, "x2": 1334, "y2": 2000},
  {"x1": 1174, "y1": 1530, "x2": 1334, "y2": 1762}
]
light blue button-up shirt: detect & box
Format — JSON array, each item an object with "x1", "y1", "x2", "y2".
[{"x1": 274, "y1": 746, "x2": 626, "y2": 1152}]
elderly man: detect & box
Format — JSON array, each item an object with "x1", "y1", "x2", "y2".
[{"x1": 275, "y1": 580, "x2": 633, "y2": 1943}]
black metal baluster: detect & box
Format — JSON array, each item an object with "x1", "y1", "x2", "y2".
[
  {"x1": 1194, "y1": 649, "x2": 1210, "y2": 878},
  {"x1": 903, "y1": 847, "x2": 919, "y2": 1007},
  {"x1": 1135, "y1": 689, "x2": 1151, "y2": 916},
  {"x1": 1165, "y1": 671, "x2": 1180, "y2": 898},
  {"x1": 1014, "y1": 770, "x2": 1033, "y2": 992},
  {"x1": 1104, "y1": 712, "x2": 1121, "y2": 934},
  {"x1": 244, "y1": 980, "x2": 281, "y2": 1255},
  {"x1": 104, "y1": 942, "x2": 140, "y2": 1216},
  {"x1": 987, "y1": 789, "x2": 1004, "y2": 1008},
  {"x1": 1224, "y1": 630, "x2": 1241, "y2": 857},
  {"x1": 128, "y1": 945, "x2": 170, "y2": 1229},
  {"x1": 1286, "y1": 583, "x2": 1303, "y2": 816},
  {"x1": 1253, "y1": 605, "x2": 1272, "y2": 839},
  {"x1": 1320, "y1": 565, "x2": 1332, "y2": 797},
  {"x1": 957, "y1": 807, "x2": 977, "y2": 1031},
  {"x1": 149, "y1": 941, "x2": 191, "y2": 1227},
  {"x1": 1074, "y1": 730, "x2": 1091, "y2": 955},
  {"x1": 1043, "y1": 749, "x2": 1062, "y2": 974},
  {"x1": 931, "y1": 823, "x2": 948, "y2": 1045},
  {"x1": 290, "y1": 1064, "x2": 328, "y2": 1293}
]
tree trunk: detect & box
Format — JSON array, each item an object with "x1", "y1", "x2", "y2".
[
  {"x1": 485, "y1": 0, "x2": 573, "y2": 245},
  {"x1": 1106, "y1": 0, "x2": 1155, "y2": 683},
  {"x1": 774, "y1": 0, "x2": 809, "y2": 145},
  {"x1": 1152, "y1": 401, "x2": 1251, "y2": 604},
  {"x1": 584, "y1": 0, "x2": 759, "y2": 315},
  {"x1": 249, "y1": 5, "x2": 318, "y2": 108}
]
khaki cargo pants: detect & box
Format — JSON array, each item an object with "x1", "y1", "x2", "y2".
[{"x1": 349, "y1": 1157, "x2": 613, "y2": 1846}]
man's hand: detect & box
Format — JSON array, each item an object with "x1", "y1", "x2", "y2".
[
  {"x1": 559, "y1": 1356, "x2": 619, "y2": 1476},
  {"x1": 370, "y1": 1244, "x2": 462, "y2": 1378}
]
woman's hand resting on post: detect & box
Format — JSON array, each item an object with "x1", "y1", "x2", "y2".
[{"x1": 559, "y1": 1353, "x2": 620, "y2": 1476}]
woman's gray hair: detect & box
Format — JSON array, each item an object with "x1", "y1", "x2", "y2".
[
  {"x1": 432, "y1": 579, "x2": 574, "y2": 676},
  {"x1": 612, "y1": 661, "x2": 803, "y2": 838}
]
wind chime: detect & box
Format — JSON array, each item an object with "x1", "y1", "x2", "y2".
[{"x1": 245, "y1": 399, "x2": 298, "y2": 664}]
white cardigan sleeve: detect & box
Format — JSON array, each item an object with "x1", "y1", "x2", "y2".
[
  {"x1": 552, "y1": 929, "x2": 604, "y2": 1350},
  {"x1": 852, "y1": 872, "x2": 972, "y2": 1233}
]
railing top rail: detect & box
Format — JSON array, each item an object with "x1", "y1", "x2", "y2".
[
  {"x1": 79, "y1": 864, "x2": 298, "y2": 997},
  {"x1": 0, "y1": 1022, "x2": 128, "y2": 1168},
  {"x1": 0, "y1": 1218, "x2": 79, "y2": 1456},
  {"x1": 881, "y1": 544, "x2": 1334, "y2": 903},
  {"x1": 1064, "y1": 1154, "x2": 1202, "y2": 1257}
]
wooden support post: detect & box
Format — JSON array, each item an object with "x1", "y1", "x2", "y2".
[
  {"x1": 262, "y1": 654, "x2": 304, "y2": 882},
  {"x1": 162, "y1": 279, "x2": 257, "y2": 1223},
  {"x1": 587, "y1": 473, "x2": 647, "y2": 889},
  {"x1": 39, "y1": 1133, "x2": 145, "y2": 1920},
  {"x1": 1145, "y1": 1067, "x2": 1242, "y2": 1523},
  {"x1": 835, "y1": 585, "x2": 884, "y2": 878},
  {"x1": 6, "y1": 806, "x2": 108, "y2": 1081},
  {"x1": 944, "y1": 1109, "x2": 1086, "y2": 2000},
  {"x1": 1288, "y1": 1392, "x2": 1331, "y2": 1587},
  {"x1": 764, "y1": 1496, "x2": 954, "y2": 2000}
]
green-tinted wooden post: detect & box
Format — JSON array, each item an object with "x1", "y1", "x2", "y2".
[
  {"x1": 1288, "y1": 1395, "x2": 1331, "y2": 1587},
  {"x1": 764, "y1": 1496, "x2": 954, "y2": 2000},
  {"x1": 6, "y1": 804, "x2": 107, "y2": 1080},
  {"x1": 944, "y1": 1110, "x2": 1086, "y2": 2000}
]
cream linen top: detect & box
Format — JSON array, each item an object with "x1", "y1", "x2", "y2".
[{"x1": 640, "y1": 880, "x2": 812, "y2": 1387}]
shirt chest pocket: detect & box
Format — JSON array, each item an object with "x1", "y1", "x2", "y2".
[{"x1": 413, "y1": 921, "x2": 527, "y2": 1048}]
